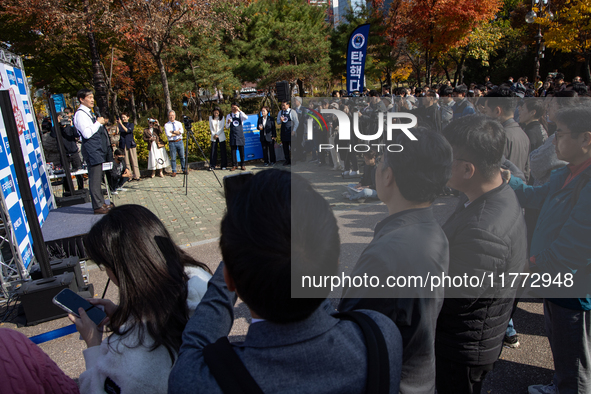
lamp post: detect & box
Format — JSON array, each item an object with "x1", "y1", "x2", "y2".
[{"x1": 525, "y1": 0, "x2": 554, "y2": 82}]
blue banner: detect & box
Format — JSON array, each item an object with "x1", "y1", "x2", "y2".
[
  {"x1": 346, "y1": 24, "x2": 370, "y2": 95},
  {"x1": 237, "y1": 114, "x2": 263, "y2": 162},
  {"x1": 51, "y1": 94, "x2": 65, "y2": 114},
  {"x1": 0, "y1": 62, "x2": 54, "y2": 270}
]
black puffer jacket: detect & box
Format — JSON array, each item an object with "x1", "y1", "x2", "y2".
[{"x1": 435, "y1": 182, "x2": 527, "y2": 365}]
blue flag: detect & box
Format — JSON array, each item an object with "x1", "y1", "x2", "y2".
[{"x1": 346, "y1": 24, "x2": 370, "y2": 95}]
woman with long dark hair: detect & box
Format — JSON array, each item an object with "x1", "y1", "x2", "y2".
[{"x1": 69, "y1": 204, "x2": 211, "y2": 393}]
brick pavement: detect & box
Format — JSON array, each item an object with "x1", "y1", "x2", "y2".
[{"x1": 106, "y1": 158, "x2": 390, "y2": 247}]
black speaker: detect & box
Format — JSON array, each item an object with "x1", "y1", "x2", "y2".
[
  {"x1": 56, "y1": 188, "x2": 91, "y2": 207},
  {"x1": 17, "y1": 272, "x2": 78, "y2": 325},
  {"x1": 276, "y1": 80, "x2": 290, "y2": 103},
  {"x1": 30, "y1": 256, "x2": 85, "y2": 292}
]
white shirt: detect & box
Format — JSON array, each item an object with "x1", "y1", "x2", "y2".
[
  {"x1": 74, "y1": 105, "x2": 101, "y2": 139},
  {"x1": 225, "y1": 111, "x2": 248, "y2": 129},
  {"x1": 164, "y1": 120, "x2": 184, "y2": 141},
  {"x1": 209, "y1": 116, "x2": 225, "y2": 142}
]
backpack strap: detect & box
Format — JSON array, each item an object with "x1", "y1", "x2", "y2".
[
  {"x1": 203, "y1": 311, "x2": 390, "y2": 394},
  {"x1": 203, "y1": 336, "x2": 264, "y2": 394},
  {"x1": 334, "y1": 311, "x2": 390, "y2": 394}
]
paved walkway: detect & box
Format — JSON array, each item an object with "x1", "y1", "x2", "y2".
[{"x1": 106, "y1": 158, "x2": 398, "y2": 246}]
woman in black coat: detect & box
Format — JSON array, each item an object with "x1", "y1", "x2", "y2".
[{"x1": 257, "y1": 106, "x2": 276, "y2": 166}]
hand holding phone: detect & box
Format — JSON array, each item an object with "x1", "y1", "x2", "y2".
[{"x1": 54, "y1": 289, "x2": 108, "y2": 348}]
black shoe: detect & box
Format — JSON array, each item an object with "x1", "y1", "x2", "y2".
[
  {"x1": 283, "y1": 161, "x2": 291, "y2": 166},
  {"x1": 504, "y1": 334, "x2": 520, "y2": 348}
]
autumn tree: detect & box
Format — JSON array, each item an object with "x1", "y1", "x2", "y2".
[
  {"x1": 1, "y1": 0, "x2": 112, "y2": 114},
  {"x1": 444, "y1": 20, "x2": 507, "y2": 85},
  {"x1": 538, "y1": 0, "x2": 591, "y2": 82},
  {"x1": 111, "y1": 0, "x2": 240, "y2": 114},
  {"x1": 385, "y1": 0, "x2": 501, "y2": 86}
]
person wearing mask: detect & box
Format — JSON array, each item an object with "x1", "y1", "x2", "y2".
[{"x1": 107, "y1": 149, "x2": 131, "y2": 194}]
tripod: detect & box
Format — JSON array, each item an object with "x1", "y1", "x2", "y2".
[{"x1": 181, "y1": 116, "x2": 222, "y2": 196}]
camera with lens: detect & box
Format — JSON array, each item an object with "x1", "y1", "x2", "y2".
[
  {"x1": 182, "y1": 115, "x2": 193, "y2": 129},
  {"x1": 59, "y1": 114, "x2": 70, "y2": 126}
]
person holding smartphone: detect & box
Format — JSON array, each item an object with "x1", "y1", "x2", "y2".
[{"x1": 68, "y1": 205, "x2": 212, "y2": 394}]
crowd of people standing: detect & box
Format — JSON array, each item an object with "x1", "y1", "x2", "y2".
[{"x1": 14, "y1": 72, "x2": 591, "y2": 394}]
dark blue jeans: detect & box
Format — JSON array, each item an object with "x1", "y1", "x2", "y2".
[{"x1": 169, "y1": 139, "x2": 185, "y2": 173}]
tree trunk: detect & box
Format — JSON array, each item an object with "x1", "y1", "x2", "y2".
[
  {"x1": 86, "y1": 32, "x2": 109, "y2": 117},
  {"x1": 83, "y1": 0, "x2": 108, "y2": 117},
  {"x1": 297, "y1": 79, "x2": 305, "y2": 97},
  {"x1": 130, "y1": 90, "x2": 138, "y2": 125},
  {"x1": 585, "y1": 53, "x2": 591, "y2": 84},
  {"x1": 443, "y1": 64, "x2": 452, "y2": 83},
  {"x1": 458, "y1": 54, "x2": 466, "y2": 86},
  {"x1": 154, "y1": 53, "x2": 172, "y2": 114}
]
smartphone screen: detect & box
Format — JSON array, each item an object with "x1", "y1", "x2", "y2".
[
  {"x1": 53, "y1": 288, "x2": 106, "y2": 326},
  {"x1": 224, "y1": 172, "x2": 254, "y2": 207}
]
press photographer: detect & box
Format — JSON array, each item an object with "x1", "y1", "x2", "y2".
[{"x1": 58, "y1": 111, "x2": 84, "y2": 192}]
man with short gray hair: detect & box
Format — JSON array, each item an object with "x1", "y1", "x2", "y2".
[{"x1": 164, "y1": 110, "x2": 186, "y2": 177}]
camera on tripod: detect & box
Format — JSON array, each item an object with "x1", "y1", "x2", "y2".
[{"x1": 182, "y1": 115, "x2": 193, "y2": 130}]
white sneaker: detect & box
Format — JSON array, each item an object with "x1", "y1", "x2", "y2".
[
  {"x1": 349, "y1": 170, "x2": 358, "y2": 176},
  {"x1": 528, "y1": 383, "x2": 557, "y2": 394},
  {"x1": 111, "y1": 190, "x2": 118, "y2": 195},
  {"x1": 116, "y1": 188, "x2": 128, "y2": 192}
]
